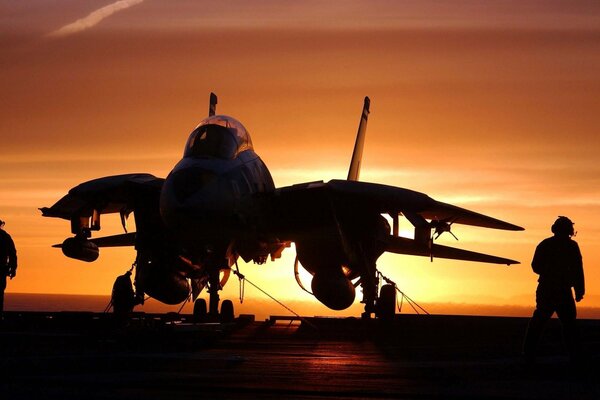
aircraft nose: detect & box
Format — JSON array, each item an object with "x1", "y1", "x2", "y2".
[{"x1": 168, "y1": 167, "x2": 217, "y2": 203}]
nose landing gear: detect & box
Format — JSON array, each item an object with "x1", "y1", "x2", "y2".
[
  {"x1": 192, "y1": 297, "x2": 235, "y2": 323},
  {"x1": 193, "y1": 268, "x2": 235, "y2": 323}
]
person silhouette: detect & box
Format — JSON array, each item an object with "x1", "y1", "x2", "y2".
[
  {"x1": 111, "y1": 270, "x2": 137, "y2": 326},
  {"x1": 523, "y1": 216, "x2": 584, "y2": 362},
  {"x1": 0, "y1": 219, "x2": 18, "y2": 320}
]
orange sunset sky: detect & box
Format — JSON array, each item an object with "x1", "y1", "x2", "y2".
[{"x1": 1, "y1": 1, "x2": 600, "y2": 319}]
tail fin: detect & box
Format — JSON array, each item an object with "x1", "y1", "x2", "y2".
[
  {"x1": 208, "y1": 92, "x2": 218, "y2": 117},
  {"x1": 347, "y1": 96, "x2": 370, "y2": 181}
]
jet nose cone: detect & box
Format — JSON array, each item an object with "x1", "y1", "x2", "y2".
[
  {"x1": 160, "y1": 165, "x2": 222, "y2": 235},
  {"x1": 169, "y1": 167, "x2": 217, "y2": 203}
]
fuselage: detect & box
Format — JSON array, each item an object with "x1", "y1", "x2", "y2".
[{"x1": 160, "y1": 115, "x2": 275, "y2": 262}]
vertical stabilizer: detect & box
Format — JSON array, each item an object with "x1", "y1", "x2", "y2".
[
  {"x1": 347, "y1": 96, "x2": 370, "y2": 181},
  {"x1": 209, "y1": 92, "x2": 218, "y2": 117}
]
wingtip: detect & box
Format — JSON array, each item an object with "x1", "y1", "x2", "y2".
[
  {"x1": 504, "y1": 223, "x2": 525, "y2": 231},
  {"x1": 39, "y1": 207, "x2": 52, "y2": 217}
]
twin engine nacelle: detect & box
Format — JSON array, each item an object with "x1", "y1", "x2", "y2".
[{"x1": 61, "y1": 237, "x2": 99, "y2": 262}]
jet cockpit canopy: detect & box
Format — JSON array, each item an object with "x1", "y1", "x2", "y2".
[{"x1": 184, "y1": 115, "x2": 253, "y2": 159}]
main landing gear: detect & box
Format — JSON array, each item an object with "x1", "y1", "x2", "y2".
[
  {"x1": 361, "y1": 276, "x2": 397, "y2": 321},
  {"x1": 376, "y1": 284, "x2": 397, "y2": 321},
  {"x1": 364, "y1": 271, "x2": 429, "y2": 319}
]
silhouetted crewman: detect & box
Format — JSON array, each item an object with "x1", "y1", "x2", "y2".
[
  {"x1": 0, "y1": 219, "x2": 17, "y2": 319},
  {"x1": 111, "y1": 270, "x2": 136, "y2": 326},
  {"x1": 523, "y1": 216, "x2": 584, "y2": 362}
]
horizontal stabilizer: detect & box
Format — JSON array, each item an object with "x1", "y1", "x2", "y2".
[{"x1": 385, "y1": 235, "x2": 519, "y2": 265}]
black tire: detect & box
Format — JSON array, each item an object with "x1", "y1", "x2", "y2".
[
  {"x1": 193, "y1": 298, "x2": 207, "y2": 323},
  {"x1": 376, "y1": 284, "x2": 396, "y2": 320},
  {"x1": 220, "y1": 299, "x2": 235, "y2": 323}
]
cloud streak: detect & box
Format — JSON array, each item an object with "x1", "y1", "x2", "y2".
[{"x1": 47, "y1": 0, "x2": 144, "y2": 38}]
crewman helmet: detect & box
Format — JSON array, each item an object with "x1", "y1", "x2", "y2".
[{"x1": 551, "y1": 216, "x2": 575, "y2": 237}]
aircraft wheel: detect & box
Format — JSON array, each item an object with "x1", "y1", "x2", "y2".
[
  {"x1": 193, "y1": 298, "x2": 207, "y2": 323},
  {"x1": 220, "y1": 299, "x2": 235, "y2": 323},
  {"x1": 376, "y1": 284, "x2": 396, "y2": 321}
]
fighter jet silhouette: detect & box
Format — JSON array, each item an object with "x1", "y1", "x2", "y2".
[{"x1": 41, "y1": 94, "x2": 523, "y2": 320}]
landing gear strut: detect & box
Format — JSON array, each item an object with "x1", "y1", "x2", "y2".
[{"x1": 208, "y1": 271, "x2": 221, "y2": 317}]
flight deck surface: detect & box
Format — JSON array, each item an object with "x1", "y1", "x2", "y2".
[{"x1": 1, "y1": 312, "x2": 599, "y2": 399}]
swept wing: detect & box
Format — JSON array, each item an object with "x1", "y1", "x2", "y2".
[
  {"x1": 41, "y1": 173, "x2": 164, "y2": 246},
  {"x1": 267, "y1": 179, "x2": 522, "y2": 265}
]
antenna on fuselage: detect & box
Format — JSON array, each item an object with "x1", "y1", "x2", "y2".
[
  {"x1": 347, "y1": 96, "x2": 370, "y2": 181},
  {"x1": 209, "y1": 92, "x2": 218, "y2": 117}
]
